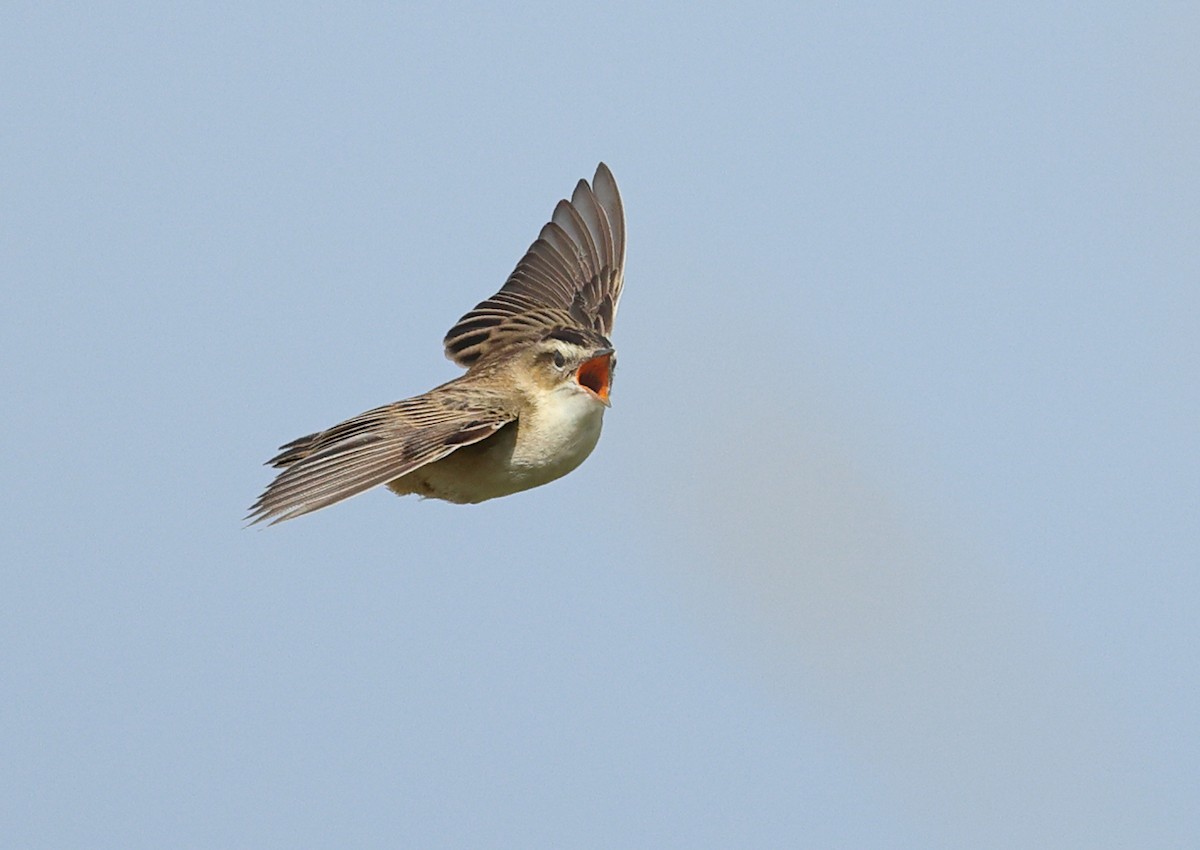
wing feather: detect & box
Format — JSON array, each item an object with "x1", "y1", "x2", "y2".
[
  {"x1": 247, "y1": 386, "x2": 513, "y2": 525},
  {"x1": 443, "y1": 163, "x2": 626, "y2": 367}
]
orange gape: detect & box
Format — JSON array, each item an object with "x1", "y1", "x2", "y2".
[{"x1": 577, "y1": 353, "x2": 613, "y2": 402}]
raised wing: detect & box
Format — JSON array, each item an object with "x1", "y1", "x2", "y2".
[
  {"x1": 247, "y1": 384, "x2": 514, "y2": 525},
  {"x1": 443, "y1": 163, "x2": 626, "y2": 368}
]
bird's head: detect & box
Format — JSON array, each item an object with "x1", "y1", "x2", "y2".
[{"x1": 515, "y1": 327, "x2": 616, "y2": 406}]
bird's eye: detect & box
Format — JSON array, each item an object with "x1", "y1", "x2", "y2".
[{"x1": 552, "y1": 351, "x2": 566, "y2": 369}]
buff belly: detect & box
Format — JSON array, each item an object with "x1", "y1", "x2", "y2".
[{"x1": 387, "y1": 393, "x2": 606, "y2": 504}]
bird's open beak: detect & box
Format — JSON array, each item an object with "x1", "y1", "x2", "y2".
[{"x1": 575, "y1": 348, "x2": 614, "y2": 406}]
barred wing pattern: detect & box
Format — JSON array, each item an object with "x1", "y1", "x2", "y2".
[{"x1": 443, "y1": 163, "x2": 625, "y2": 368}]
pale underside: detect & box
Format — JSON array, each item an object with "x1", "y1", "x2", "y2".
[{"x1": 387, "y1": 387, "x2": 605, "y2": 503}]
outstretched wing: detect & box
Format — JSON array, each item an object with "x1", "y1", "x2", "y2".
[
  {"x1": 443, "y1": 162, "x2": 626, "y2": 368},
  {"x1": 247, "y1": 384, "x2": 514, "y2": 525}
]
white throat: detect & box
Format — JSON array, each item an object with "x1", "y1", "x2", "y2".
[{"x1": 514, "y1": 384, "x2": 606, "y2": 472}]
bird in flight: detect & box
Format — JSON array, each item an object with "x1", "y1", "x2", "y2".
[{"x1": 248, "y1": 163, "x2": 626, "y2": 525}]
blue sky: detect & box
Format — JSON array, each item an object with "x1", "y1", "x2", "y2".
[{"x1": 3, "y1": 3, "x2": 1197, "y2": 847}]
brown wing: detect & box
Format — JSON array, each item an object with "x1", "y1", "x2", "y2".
[
  {"x1": 443, "y1": 163, "x2": 626, "y2": 368},
  {"x1": 247, "y1": 384, "x2": 514, "y2": 525}
]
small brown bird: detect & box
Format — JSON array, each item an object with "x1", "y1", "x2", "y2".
[{"x1": 248, "y1": 163, "x2": 625, "y2": 524}]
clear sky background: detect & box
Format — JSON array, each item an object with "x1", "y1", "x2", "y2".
[{"x1": 3, "y1": 3, "x2": 1197, "y2": 847}]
